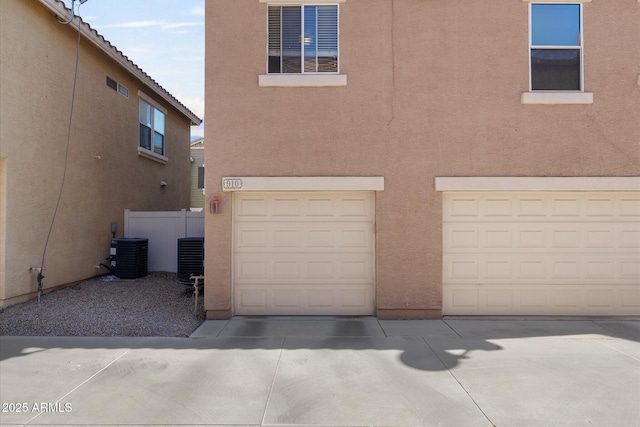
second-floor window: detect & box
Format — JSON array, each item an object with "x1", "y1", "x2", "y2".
[
  {"x1": 529, "y1": 3, "x2": 583, "y2": 91},
  {"x1": 139, "y1": 98, "x2": 165, "y2": 156},
  {"x1": 268, "y1": 5, "x2": 339, "y2": 74}
]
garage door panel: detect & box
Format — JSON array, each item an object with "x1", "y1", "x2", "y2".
[
  {"x1": 445, "y1": 193, "x2": 640, "y2": 222},
  {"x1": 620, "y1": 197, "x2": 640, "y2": 216},
  {"x1": 234, "y1": 192, "x2": 375, "y2": 315},
  {"x1": 621, "y1": 259, "x2": 640, "y2": 278},
  {"x1": 235, "y1": 223, "x2": 373, "y2": 253},
  {"x1": 445, "y1": 254, "x2": 639, "y2": 285},
  {"x1": 620, "y1": 229, "x2": 640, "y2": 248},
  {"x1": 236, "y1": 193, "x2": 374, "y2": 221},
  {"x1": 444, "y1": 223, "x2": 639, "y2": 253},
  {"x1": 445, "y1": 284, "x2": 639, "y2": 315},
  {"x1": 236, "y1": 197, "x2": 269, "y2": 217},
  {"x1": 444, "y1": 192, "x2": 640, "y2": 315},
  {"x1": 235, "y1": 284, "x2": 373, "y2": 315},
  {"x1": 236, "y1": 254, "x2": 373, "y2": 283}
]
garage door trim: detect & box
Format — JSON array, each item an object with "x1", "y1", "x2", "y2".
[
  {"x1": 435, "y1": 177, "x2": 640, "y2": 192},
  {"x1": 222, "y1": 176, "x2": 385, "y2": 192}
]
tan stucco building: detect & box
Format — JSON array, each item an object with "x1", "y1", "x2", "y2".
[
  {"x1": 0, "y1": 0, "x2": 201, "y2": 307},
  {"x1": 204, "y1": 0, "x2": 639, "y2": 319}
]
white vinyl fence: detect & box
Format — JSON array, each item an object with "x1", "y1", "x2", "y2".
[{"x1": 124, "y1": 209, "x2": 204, "y2": 272}]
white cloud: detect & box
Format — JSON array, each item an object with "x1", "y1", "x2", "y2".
[
  {"x1": 178, "y1": 95, "x2": 205, "y2": 119},
  {"x1": 96, "y1": 20, "x2": 166, "y2": 29},
  {"x1": 190, "y1": 6, "x2": 205, "y2": 17},
  {"x1": 162, "y1": 22, "x2": 203, "y2": 30},
  {"x1": 95, "y1": 21, "x2": 202, "y2": 31}
]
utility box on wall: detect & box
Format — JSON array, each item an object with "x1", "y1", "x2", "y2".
[{"x1": 110, "y1": 238, "x2": 148, "y2": 279}]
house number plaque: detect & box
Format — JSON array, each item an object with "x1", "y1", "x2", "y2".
[{"x1": 223, "y1": 178, "x2": 243, "y2": 190}]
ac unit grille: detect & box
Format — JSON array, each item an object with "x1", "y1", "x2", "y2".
[
  {"x1": 111, "y1": 238, "x2": 148, "y2": 279},
  {"x1": 177, "y1": 237, "x2": 204, "y2": 281}
]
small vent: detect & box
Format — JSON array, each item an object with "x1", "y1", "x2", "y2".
[
  {"x1": 117, "y1": 84, "x2": 129, "y2": 98},
  {"x1": 106, "y1": 76, "x2": 117, "y2": 90},
  {"x1": 106, "y1": 76, "x2": 129, "y2": 98},
  {"x1": 177, "y1": 237, "x2": 204, "y2": 281}
]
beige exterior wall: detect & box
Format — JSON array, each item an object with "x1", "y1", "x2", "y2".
[
  {"x1": 0, "y1": 0, "x2": 195, "y2": 306},
  {"x1": 204, "y1": 1, "x2": 640, "y2": 318}
]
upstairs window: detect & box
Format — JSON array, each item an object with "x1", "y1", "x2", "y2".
[
  {"x1": 139, "y1": 99, "x2": 165, "y2": 156},
  {"x1": 530, "y1": 4, "x2": 583, "y2": 91},
  {"x1": 268, "y1": 5, "x2": 339, "y2": 74}
]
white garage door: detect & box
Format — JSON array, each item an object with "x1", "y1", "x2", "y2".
[
  {"x1": 234, "y1": 192, "x2": 375, "y2": 315},
  {"x1": 443, "y1": 192, "x2": 640, "y2": 315}
]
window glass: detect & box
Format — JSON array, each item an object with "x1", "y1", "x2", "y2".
[
  {"x1": 153, "y1": 132, "x2": 164, "y2": 155},
  {"x1": 530, "y1": 4, "x2": 582, "y2": 91},
  {"x1": 139, "y1": 100, "x2": 151, "y2": 126},
  {"x1": 139, "y1": 97, "x2": 166, "y2": 156},
  {"x1": 139, "y1": 125, "x2": 151, "y2": 150},
  {"x1": 531, "y1": 49, "x2": 580, "y2": 90},
  {"x1": 304, "y1": 6, "x2": 317, "y2": 72},
  {"x1": 281, "y1": 6, "x2": 302, "y2": 73},
  {"x1": 268, "y1": 7, "x2": 282, "y2": 73},
  {"x1": 268, "y1": 4, "x2": 338, "y2": 74},
  {"x1": 154, "y1": 109, "x2": 165, "y2": 135},
  {"x1": 531, "y1": 4, "x2": 580, "y2": 46},
  {"x1": 316, "y1": 5, "x2": 338, "y2": 73}
]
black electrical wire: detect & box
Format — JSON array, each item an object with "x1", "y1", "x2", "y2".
[{"x1": 38, "y1": 1, "x2": 84, "y2": 302}]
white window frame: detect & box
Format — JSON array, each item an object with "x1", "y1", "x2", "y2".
[
  {"x1": 259, "y1": 0, "x2": 347, "y2": 87},
  {"x1": 138, "y1": 92, "x2": 168, "y2": 164},
  {"x1": 521, "y1": 0, "x2": 593, "y2": 104},
  {"x1": 117, "y1": 83, "x2": 129, "y2": 98}
]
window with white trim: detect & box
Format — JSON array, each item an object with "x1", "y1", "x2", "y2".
[
  {"x1": 529, "y1": 3, "x2": 583, "y2": 91},
  {"x1": 139, "y1": 98, "x2": 165, "y2": 156},
  {"x1": 268, "y1": 4, "x2": 339, "y2": 74}
]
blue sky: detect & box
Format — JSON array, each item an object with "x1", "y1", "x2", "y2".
[{"x1": 62, "y1": 0, "x2": 205, "y2": 137}]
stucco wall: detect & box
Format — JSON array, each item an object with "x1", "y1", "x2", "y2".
[
  {"x1": 204, "y1": 0, "x2": 640, "y2": 318},
  {"x1": 0, "y1": 0, "x2": 192, "y2": 306}
]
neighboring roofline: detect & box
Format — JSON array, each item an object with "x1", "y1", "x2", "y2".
[
  {"x1": 38, "y1": 0, "x2": 202, "y2": 126},
  {"x1": 190, "y1": 137, "x2": 205, "y2": 147}
]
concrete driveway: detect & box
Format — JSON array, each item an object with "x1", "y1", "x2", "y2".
[{"x1": 1, "y1": 317, "x2": 638, "y2": 426}]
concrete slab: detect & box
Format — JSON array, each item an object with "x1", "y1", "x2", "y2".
[
  {"x1": 188, "y1": 320, "x2": 229, "y2": 338},
  {"x1": 443, "y1": 318, "x2": 617, "y2": 340},
  {"x1": 27, "y1": 337, "x2": 282, "y2": 426},
  {"x1": 593, "y1": 319, "x2": 640, "y2": 342},
  {"x1": 1, "y1": 319, "x2": 638, "y2": 426},
  {"x1": 426, "y1": 336, "x2": 640, "y2": 427},
  {"x1": 263, "y1": 337, "x2": 492, "y2": 427},
  {"x1": 0, "y1": 337, "x2": 143, "y2": 425},
  {"x1": 378, "y1": 319, "x2": 460, "y2": 339},
  {"x1": 217, "y1": 316, "x2": 386, "y2": 337}
]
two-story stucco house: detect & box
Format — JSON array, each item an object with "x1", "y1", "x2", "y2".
[
  {"x1": 204, "y1": 0, "x2": 639, "y2": 319},
  {"x1": 0, "y1": 0, "x2": 201, "y2": 307}
]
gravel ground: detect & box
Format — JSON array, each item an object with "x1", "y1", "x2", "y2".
[{"x1": 0, "y1": 272, "x2": 205, "y2": 337}]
